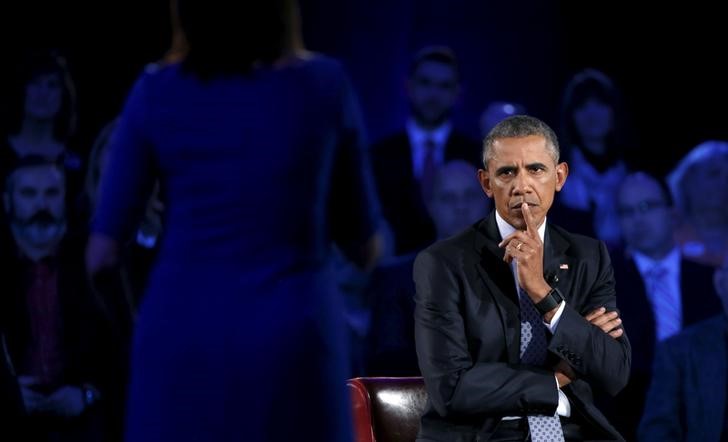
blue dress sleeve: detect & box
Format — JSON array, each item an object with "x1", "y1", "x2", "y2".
[
  {"x1": 91, "y1": 70, "x2": 157, "y2": 241},
  {"x1": 327, "y1": 69, "x2": 382, "y2": 259}
]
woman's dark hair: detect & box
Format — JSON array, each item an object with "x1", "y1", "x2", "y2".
[
  {"x1": 559, "y1": 68, "x2": 631, "y2": 162},
  {"x1": 176, "y1": 0, "x2": 297, "y2": 79},
  {"x1": 4, "y1": 50, "x2": 77, "y2": 142}
]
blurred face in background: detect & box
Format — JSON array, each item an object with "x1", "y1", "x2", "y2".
[
  {"x1": 617, "y1": 173, "x2": 675, "y2": 259},
  {"x1": 4, "y1": 164, "x2": 66, "y2": 248},
  {"x1": 24, "y1": 72, "x2": 63, "y2": 121},
  {"x1": 714, "y1": 259, "x2": 728, "y2": 317},
  {"x1": 479, "y1": 102, "x2": 525, "y2": 139},
  {"x1": 408, "y1": 61, "x2": 459, "y2": 128},
  {"x1": 682, "y1": 157, "x2": 728, "y2": 229},
  {"x1": 428, "y1": 160, "x2": 489, "y2": 239},
  {"x1": 572, "y1": 97, "x2": 613, "y2": 154}
]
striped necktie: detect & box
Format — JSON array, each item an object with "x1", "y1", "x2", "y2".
[
  {"x1": 519, "y1": 286, "x2": 565, "y2": 442},
  {"x1": 645, "y1": 265, "x2": 681, "y2": 341}
]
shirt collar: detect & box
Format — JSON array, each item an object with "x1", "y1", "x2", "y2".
[
  {"x1": 406, "y1": 119, "x2": 452, "y2": 148},
  {"x1": 495, "y1": 209, "x2": 546, "y2": 243},
  {"x1": 631, "y1": 246, "x2": 681, "y2": 276}
]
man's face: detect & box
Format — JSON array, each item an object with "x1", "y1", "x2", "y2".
[
  {"x1": 428, "y1": 164, "x2": 489, "y2": 239},
  {"x1": 617, "y1": 175, "x2": 674, "y2": 256},
  {"x1": 4, "y1": 165, "x2": 66, "y2": 247},
  {"x1": 24, "y1": 73, "x2": 63, "y2": 121},
  {"x1": 683, "y1": 158, "x2": 728, "y2": 228},
  {"x1": 478, "y1": 135, "x2": 567, "y2": 230},
  {"x1": 407, "y1": 61, "x2": 459, "y2": 127}
]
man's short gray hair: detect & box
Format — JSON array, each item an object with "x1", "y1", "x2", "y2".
[
  {"x1": 481, "y1": 115, "x2": 560, "y2": 168},
  {"x1": 667, "y1": 140, "x2": 728, "y2": 215}
]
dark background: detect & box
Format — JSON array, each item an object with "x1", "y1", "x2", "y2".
[{"x1": 3, "y1": 0, "x2": 727, "y2": 178}]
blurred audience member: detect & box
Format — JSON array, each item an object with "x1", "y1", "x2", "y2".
[
  {"x1": 479, "y1": 100, "x2": 526, "y2": 139},
  {"x1": 1, "y1": 50, "x2": 84, "y2": 217},
  {"x1": 606, "y1": 171, "x2": 721, "y2": 440},
  {"x1": 553, "y1": 68, "x2": 633, "y2": 248},
  {"x1": 84, "y1": 119, "x2": 162, "y2": 315},
  {"x1": 366, "y1": 160, "x2": 488, "y2": 375},
  {"x1": 1, "y1": 157, "x2": 124, "y2": 441},
  {"x1": 370, "y1": 45, "x2": 480, "y2": 255},
  {"x1": 667, "y1": 140, "x2": 728, "y2": 267},
  {"x1": 639, "y1": 256, "x2": 728, "y2": 441}
]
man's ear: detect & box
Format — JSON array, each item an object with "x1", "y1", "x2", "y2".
[
  {"x1": 555, "y1": 162, "x2": 569, "y2": 192},
  {"x1": 478, "y1": 169, "x2": 493, "y2": 198}
]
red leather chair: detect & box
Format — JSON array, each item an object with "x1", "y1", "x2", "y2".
[{"x1": 347, "y1": 377, "x2": 427, "y2": 442}]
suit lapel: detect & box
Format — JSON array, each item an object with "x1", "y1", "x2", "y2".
[
  {"x1": 475, "y1": 216, "x2": 578, "y2": 363},
  {"x1": 543, "y1": 225, "x2": 572, "y2": 292},
  {"x1": 475, "y1": 213, "x2": 521, "y2": 363}
]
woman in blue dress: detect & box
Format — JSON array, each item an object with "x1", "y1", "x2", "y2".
[{"x1": 86, "y1": 1, "x2": 382, "y2": 440}]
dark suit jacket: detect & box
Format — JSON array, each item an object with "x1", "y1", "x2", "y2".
[
  {"x1": 607, "y1": 252, "x2": 722, "y2": 440},
  {"x1": 413, "y1": 212, "x2": 631, "y2": 441},
  {"x1": 639, "y1": 315, "x2": 727, "y2": 441},
  {"x1": 370, "y1": 130, "x2": 480, "y2": 255}
]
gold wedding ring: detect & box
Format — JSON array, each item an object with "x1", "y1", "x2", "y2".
[{"x1": 516, "y1": 242, "x2": 523, "y2": 251}]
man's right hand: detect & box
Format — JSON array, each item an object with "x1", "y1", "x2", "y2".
[{"x1": 585, "y1": 307, "x2": 623, "y2": 339}]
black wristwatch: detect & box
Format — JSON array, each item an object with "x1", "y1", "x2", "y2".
[{"x1": 535, "y1": 287, "x2": 564, "y2": 315}]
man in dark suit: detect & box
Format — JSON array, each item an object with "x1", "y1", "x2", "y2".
[
  {"x1": 638, "y1": 258, "x2": 728, "y2": 441},
  {"x1": 370, "y1": 46, "x2": 480, "y2": 255},
  {"x1": 414, "y1": 115, "x2": 630, "y2": 441},
  {"x1": 606, "y1": 171, "x2": 722, "y2": 440},
  {"x1": 1, "y1": 158, "x2": 125, "y2": 441}
]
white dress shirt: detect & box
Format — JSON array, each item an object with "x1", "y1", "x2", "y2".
[
  {"x1": 631, "y1": 247, "x2": 683, "y2": 341},
  {"x1": 406, "y1": 119, "x2": 451, "y2": 179},
  {"x1": 495, "y1": 211, "x2": 571, "y2": 418}
]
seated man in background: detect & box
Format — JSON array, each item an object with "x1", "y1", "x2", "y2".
[
  {"x1": 366, "y1": 160, "x2": 488, "y2": 376},
  {"x1": 639, "y1": 256, "x2": 728, "y2": 441},
  {"x1": 0, "y1": 157, "x2": 125, "y2": 441},
  {"x1": 370, "y1": 46, "x2": 480, "y2": 256},
  {"x1": 606, "y1": 171, "x2": 721, "y2": 440}
]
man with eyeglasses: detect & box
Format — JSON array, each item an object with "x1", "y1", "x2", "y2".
[{"x1": 603, "y1": 171, "x2": 722, "y2": 440}]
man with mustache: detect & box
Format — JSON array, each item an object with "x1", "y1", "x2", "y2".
[
  {"x1": 414, "y1": 115, "x2": 630, "y2": 441},
  {"x1": 0, "y1": 157, "x2": 120, "y2": 441}
]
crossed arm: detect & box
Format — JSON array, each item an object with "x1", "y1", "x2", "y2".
[{"x1": 414, "y1": 241, "x2": 630, "y2": 417}]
